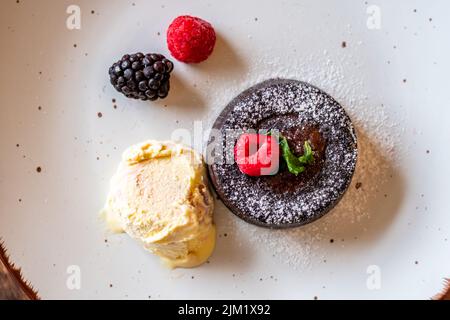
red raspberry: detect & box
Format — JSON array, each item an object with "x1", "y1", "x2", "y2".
[
  {"x1": 234, "y1": 134, "x2": 280, "y2": 177},
  {"x1": 167, "y1": 15, "x2": 216, "y2": 63}
]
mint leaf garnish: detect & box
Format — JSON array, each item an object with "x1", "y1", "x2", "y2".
[
  {"x1": 279, "y1": 137, "x2": 304, "y2": 175},
  {"x1": 298, "y1": 141, "x2": 314, "y2": 165},
  {"x1": 279, "y1": 136, "x2": 314, "y2": 176},
  {"x1": 263, "y1": 130, "x2": 315, "y2": 176}
]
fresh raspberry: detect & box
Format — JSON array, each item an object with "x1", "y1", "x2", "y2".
[
  {"x1": 234, "y1": 134, "x2": 280, "y2": 177},
  {"x1": 167, "y1": 15, "x2": 216, "y2": 63}
]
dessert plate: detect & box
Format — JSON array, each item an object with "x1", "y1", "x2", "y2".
[{"x1": 1, "y1": 0, "x2": 449, "y2": 299}]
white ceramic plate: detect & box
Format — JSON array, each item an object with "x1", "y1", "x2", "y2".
[{"x1": 1, "y1": 0, "x2": 449, "y2": 300}]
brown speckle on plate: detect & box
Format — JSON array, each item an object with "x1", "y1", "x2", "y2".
[
  {"x1": 341, "y1": 41, "x2": 347, "y2": 48},
  {"x1": 97, "y1": 112, "x2": 103, "y2": 118},
  {"x1": 36, "y1": 167, "x2": 42, "y2": 173}
]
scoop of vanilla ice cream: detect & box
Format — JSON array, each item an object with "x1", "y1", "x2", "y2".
[{"x1": 102, "y1": 140, "x2": 215, "y2": 268}]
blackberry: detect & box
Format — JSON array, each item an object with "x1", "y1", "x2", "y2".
[{"x1": 109, "y1": 52, "x2": 174, "y2": 101}]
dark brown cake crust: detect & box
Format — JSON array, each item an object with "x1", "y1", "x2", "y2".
[{"x1": 207, "y1": 79, "x2": 358, "y2": 229}]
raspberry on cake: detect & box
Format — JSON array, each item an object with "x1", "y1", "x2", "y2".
[
  {"x1": 167, "y1": 15, "x2": 216, "y2": 63},
  {"x1": 234, "y1": 133, "x2": 280, "y2": 176}
]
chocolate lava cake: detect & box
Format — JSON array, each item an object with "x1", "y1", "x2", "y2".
[{"x1": 207, "y1": 79, "x2": 358, "y2": 228}]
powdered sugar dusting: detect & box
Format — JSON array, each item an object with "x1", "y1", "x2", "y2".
[
  {"x1": 216, "y1": 125, "x2": 397, "y2": 269},
  {"x1": 210, "y1": 79, "x2": 358, "y2": 227},
  {"x1": 205, "y1": 49, "x2": 401, "y2": 269}
]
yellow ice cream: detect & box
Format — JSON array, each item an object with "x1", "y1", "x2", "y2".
[{"x1": 102, "y1": 140, "x2": 215, "y2": 268}]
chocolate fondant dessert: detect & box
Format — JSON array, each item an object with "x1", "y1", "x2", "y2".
[{"x1": 207, "y1": 79, "x2": 358, "y2": 228}]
